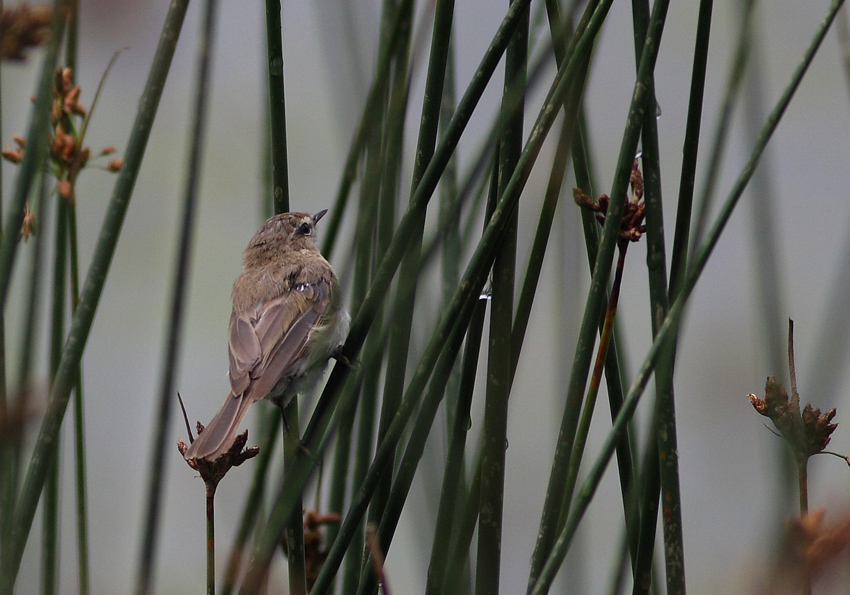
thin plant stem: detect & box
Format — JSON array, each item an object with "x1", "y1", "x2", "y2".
[
  {"x1": 442, "y1": 453, "x2": 483, "y2": 595},
  {"x1": 0, "y1": 0, "x2": 6, "y2": 558},
  {"x1": 63, "y1": 12, "x2": 91, "y2": 587},
  {"x1": 425, "y1": 298, "x2": 487, "y2": 595},
  {"x1": 372, "y1": 0, "x2": 445, "y2": 539},
  {"x1": 689, "y1": 0, "x2": 754, "y2": 257},
  {"x1": 265, "y1": 0, "x2": 289, "y2": 213},
  {"x1": 541, "y1": 2, "x2": 642, "y2": 571},
  {"x1": 335, "y1": 66, "x2": 384, "y2": 589},
  {"x1": 629, "y1": 0, "x2": 687, "y2": 590},
  {"x1": 136, "y1": 3, "x2": 218, "y2": 593},
  {"x1": 838, "y1": 3, "x2": 850, "y2": 101},
  {"x1": 0, "y1": 0, "x2": 65, "y2": 309},
  {"x1": 320, "y1": 0, "x2": 414, "y2": 258},
  {"x1": 527, "y1": 0, "x2": 654, "y2": 583},
  {"x1": 68, "y1": 201, "x2": 90, "y2": 595},
  {"x1": 206, "y1": 481, "x2": 216, "y2": 595},
  {"x1": 668, "y1": 0, "x2": 713, "y2": 295},
  {"x1": 348, "y1": 244, "x2": 487, "y2": 595},
  {"x1": 475, "y1": 3, "x2": 527, "y2": 592},
  {"x1": 238, "y1": 2, "x2": 535, "y2": 587},
  {"x1": 283, "y1": 401, "x2": 307, "y2": 595},
  {"x1": 220, "y1": 412, "x2": 279, "y2": 595},
  {"x1": 0, "y1": 2, "x2": 191, "y2": 588},
  {"x1": 786, "y1": 319, "x2": 811, "y2": 595},
  {"x1": 4, "y1": 175, "x2": 49, "y2": 553},
  {"x1": 561, "y1": 243, "x2": 628, "y2": 528},
  {"x1": 43, "y1": 196, "x2": 69, "y2": 595},
  {"x1": 530, "y1": 2, "x2": 845, "y2": 588}
]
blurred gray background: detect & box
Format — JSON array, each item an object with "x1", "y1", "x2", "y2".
[{"x1": 4, "y1": 0, "x2": 850, "y2": 592}]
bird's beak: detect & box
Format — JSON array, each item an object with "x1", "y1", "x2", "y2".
[{"x1": 313, "y1": 209, "x2": 328, "y2": 224}]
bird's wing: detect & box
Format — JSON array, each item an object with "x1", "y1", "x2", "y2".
[{"x1": 228, "y1": 278, "x2": 331, "y2": 401}]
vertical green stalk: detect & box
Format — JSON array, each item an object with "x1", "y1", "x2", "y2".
[
  {"x1": 443, "y1": 456, "x2": 482, "y2": 595},
  {"x1": 742, "y1": 22, "x2": 786, "y2": 379},
  {"x1": 371, "y1": 0, "x2": 449, "y2": 537},
  {"x1": 439, "y1": 34, "x2": 462, "y2": 428},
  {"x1": 532, "y1": 2, "x2": 844, "y2": 588},
  {"x1": 526, "y1": 0, "x2": 640, "y2": 586},
  {"x1": 220, "y1": 413, "x2": 279, "y2": 595},
  {"x1": 425, "y1": 299, "x2": 486, "y2": 595},
  {"x1": 354, "y1": 267, "x2": 484, "y2": 595},
  {"x1": 668, "y1": 0, "x2": 713, "y2": 295},
  {"x1": 0, "y1": 1, "x2": 190, "y2": 588},
  {"x1": 543, "y1": 2, "x2": 642, "y2": 565},
  {"x1": 283, "y1": 404, "x2": 307, "y2": 595},
  {"x1": 475, "y1": 3, "x2": 527, "y2": 594},
  {"x1": 266, "y1": 1, "x2": 299, "y2": 584},
  {"x1": 206, "y1": 481, "x2": 216, "y2": 595},
  {"x1": 688, "y1": 0, "x2": 754, "y2": 257},
  {"x1": 560, "y1": 245, "x2": 628, "y2": 526},
  {"x1": 0, "y1": 0, "x2": 7, "y2": 557},
  {"x1": 43, "y1": 198, "x2": 69, "y2": 595},
  {"x1": 238, "y1": 3, "x2": 535, "y2": 586},
  {"x1": 63, "y1": 4, "x2": 91, "y2": 590},
  {"x1": 628, "y1": 0, "x2": 686, "y2": 591},
  {"x1": 264, "y1": 0, "x2": 289, "y2": 213},
  {"x1": 0, "y1": 0, "x2": 65, "y2": 308},
  {"x1": 345, "y1": 4, "x2": 414, "y2": 591},
  {"x1": 5, "y1": 176, "x2": 49, "y2": 555},
  {"x1": 135, "y1": 2, "x2": 218, "y2": 593},
  {"x1": 320, "y1": 0, "x2": 414, "y2": 259},
  {"x1": 574, "y1": 114, "x2": 641, "y2": 557},
  {"x1": 333, "y1": 38, "x2": 387, "y2": 585}
]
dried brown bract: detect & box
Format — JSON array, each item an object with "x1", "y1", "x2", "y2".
[
  {"x1": 178, "y1": 427, "x2": 259, "y2": 489},
  {"x1": 748, "y1": 375, "x2": 838, "y2": 460},
  {"x1": 574, "y1": 160, "x2": 646, "y2": 245},
  {"x1": 303, "y1": 509, "x2": 341, "y2": 590},
  {"x1": 0, "y1": 4, "x2": 52, "y2": 61},
  {"x1": 786, "y1": 510, "x2": 850, "y2": 575}
]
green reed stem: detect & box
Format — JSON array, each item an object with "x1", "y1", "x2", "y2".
[
  {"x1": 136, "y1": 3, "x2": 218, "y2": 592},
  {"x1": 0, "y1": 2, "x2": 190, "y2": 588},
  {"x1": 264, "y1": 0, "x2": 289, "y2": 213}
]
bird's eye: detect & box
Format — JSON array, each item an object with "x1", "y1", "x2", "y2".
[{"x1": 299, "y1": 222, "x2": 312, "y2": 235}]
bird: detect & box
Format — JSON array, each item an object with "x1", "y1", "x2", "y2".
[{"x1": 183, "y1": 210, "x2": 349, "y2": 462}]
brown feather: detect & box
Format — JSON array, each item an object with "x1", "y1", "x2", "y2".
[{"x1": 184, "y1": 211, "x2": 348, "y2": 462}]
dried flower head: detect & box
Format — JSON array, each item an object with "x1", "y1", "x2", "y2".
[
  {"x1": 178, "y1": 427, "x2": 259, "y2": 488},
  {"x1": 785, "y1": 509, "x2": 850, "y2": 574},
  {"x1": 574, "y1": 160, "x2": 646, "y2": 245},
  {"x1": 294, "y1": 509, "x2": 341, "y2": 590},
  {"x1": 4, "y1": 62, "x2": 123, "y2": 210},
  {"x1": 0, "y1": 4, "x2": 52, "y2": 61},
  {"x1": 2, "y1": 147, "x2": 22, "y2": 163},
  {"x1": 749, "y1": 379, "x2": 838, "y2": 460}
]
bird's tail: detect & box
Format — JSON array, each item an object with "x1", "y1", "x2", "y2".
[{"x1": 183, "y1": 392, "x2": 253, "y2": 461}]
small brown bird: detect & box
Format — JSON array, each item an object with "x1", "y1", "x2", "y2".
[{"x1": 184, "y1": 210, "x2": 349, "y2": 461}]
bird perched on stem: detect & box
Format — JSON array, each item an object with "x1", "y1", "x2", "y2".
[{"x1": 184, "y1": 210, "x2": 349, "y2": 462}]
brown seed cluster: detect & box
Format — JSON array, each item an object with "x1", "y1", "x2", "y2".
[
  {"x1": 573, "y1": 160, "x2": 646, "y2": 245},
  {"x1": 178, "y1": 426, "x2": 259, "y2": 488},
  {"x1": 748, "y1": 376, "x2": 838, "y2": 460},
  {"x1": 303, "y1": 509, "x2": 341, "y2": 590},
  {"x1": 2, "y1": 66, "x2": 123, "y2": 238},
  {"x1": 0, "y1": 4, "x2": 52, "y2": 61}
]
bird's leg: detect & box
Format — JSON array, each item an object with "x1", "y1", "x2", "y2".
[
  {"x1": 331, "y1": 347, "x2": 356, "y2": 370},
  {"x1": 277, "y1": 401, "x2": 312, "y2": 457}
]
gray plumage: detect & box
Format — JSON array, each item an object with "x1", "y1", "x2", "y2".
[{"x1": 184, "y1": 210, "x2": 348, "y2": 461}]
